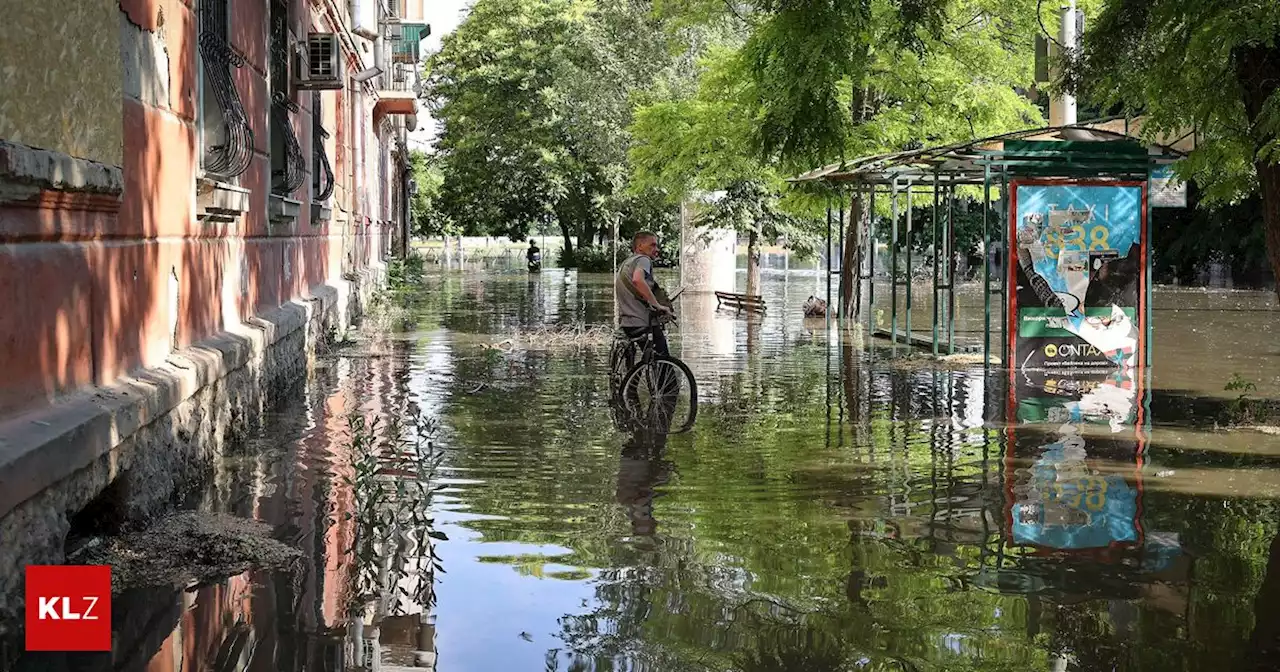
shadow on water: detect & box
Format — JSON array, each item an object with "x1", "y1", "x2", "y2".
[{"x1": 7, "y1": 263, "x2": 1280, "y2": 671}]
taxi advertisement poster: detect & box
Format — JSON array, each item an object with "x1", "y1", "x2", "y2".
[{"x1": 1007, "y1": 181, "x2": 1147, "y2": 371}]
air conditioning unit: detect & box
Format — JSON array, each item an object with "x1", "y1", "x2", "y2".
[{"x1": 297, "y1": 33, "x2": 343, "y2": 90}]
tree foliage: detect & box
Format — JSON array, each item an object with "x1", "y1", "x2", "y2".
[
  {"x1": 408, "y1": 150, "x2": 451, "y2": 238},
  {"x1": 1069, "y1": 0, "x2": 1280, "y2": 291},
  {"x1": 629, "y1": 0, "x2": 1046, "y2": 268},
  {"x1": 424, "y1": 0, "x2": 688, "y2": 264},
  {"x1": 652, "y1": 0, "x2": 1045, "y2": 169}
]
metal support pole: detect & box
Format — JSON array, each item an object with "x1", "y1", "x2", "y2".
[
  {"x1": 1144, "y1": 165, "x2": 1154, "y2": 367},
  {"x1": 890, "y1": 180, "x2": 901, "y2": 344},
  {"x1": 1000, "y1": 173, "x2": 1010, "y2": 366},
  {"x1": 948, "y1": 185, "x2": 957, "y2": 355},
  {"x1": 826, "y1": 201, "x2": 833, "y2": 331},
  {"x1": 932, "y1": 169, "x2": 941, "y2": 355},
  {"x1": 838, "y1": 195, "x2": 846, "y2": 321},
  {"x1": 869, "y1": 187, "x2": 877, "y2": 336},
  {"x1": 982, "y1": 165, "x2": 991, "y2": 366},
  {"x1": 906, "y1": 183, "x2": 914, "y2": 343}
]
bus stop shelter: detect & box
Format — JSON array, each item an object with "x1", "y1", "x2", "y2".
[{"x1": 790, "y1": 119, "x2": 1189, "y2": 366}]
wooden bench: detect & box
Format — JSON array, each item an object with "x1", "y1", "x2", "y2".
[{"x1": 715, "y1": 291, "x2": 767, "y2": 313}]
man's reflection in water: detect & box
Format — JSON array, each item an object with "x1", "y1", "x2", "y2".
[
  {"x1": 615, "y1": 429, "x2": 672, "y2": 538},
  {"x1": 614, "y1": 392, "x2": 677, "y2": 540}
]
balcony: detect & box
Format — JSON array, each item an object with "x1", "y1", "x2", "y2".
[
  {"x1": 374, "y1": 62, "x2": 419, "y2": 129},
  {"x1": 390, "y1": 22, "x2": 429, "y2": 64}
]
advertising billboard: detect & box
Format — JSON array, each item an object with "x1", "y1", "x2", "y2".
[{"x1": 1008, "y1": 181, "x2": 1148, "y2": 372}]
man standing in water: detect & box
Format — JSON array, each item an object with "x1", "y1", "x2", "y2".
[{"x1": 615, "y1": 231, "x2": 674, "y2": 355}]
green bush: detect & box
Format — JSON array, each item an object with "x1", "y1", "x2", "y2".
[
  {"x1": 388, "y1": 252, "x2": 426, "y2": 288},
  {"x1": 558, "y1": 245, "x2": 628, "y2": 272}
]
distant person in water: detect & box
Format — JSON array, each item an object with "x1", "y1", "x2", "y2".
[
  {"x1": 615, "y1": 231, "x2": 673, "y2": 356},
  {"x1": 526, "y1": 239, "x2": 542, "y2": 272}
]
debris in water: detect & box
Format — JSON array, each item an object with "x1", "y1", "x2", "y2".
[
  {"x1": 803, "y1": 296, "x2": 827, "y2": 317},
  {"x1": 508, "y1": 324, "x2": 614, "y2": 350},
  {"x1": 74, "y1": 512, "x2": 301, "y2": 593}
]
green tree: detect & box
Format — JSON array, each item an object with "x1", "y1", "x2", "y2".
[
  {"x1": 633, "y1": 1, "x2": 1044, "y2": 304},
  {"x1": 407, "y1": 150, "x2": 452, "y2": 239},
  {"x1": 426, "y1": 0, "x2": 579, "y2": 243},
  {"x1": 1069, "y1": 0, "x2": 1280, "y2": 296},
  {"x1": 425, "y1": 0, "x2": 686, "y2": 266}
]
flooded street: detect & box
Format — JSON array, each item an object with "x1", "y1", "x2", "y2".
[{"x1": 15, "y1": 266, "x2": 1280, "y2": 672}]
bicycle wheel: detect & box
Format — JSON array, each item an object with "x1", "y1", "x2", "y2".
[
  {"x1": 620, "y1": 355, "x2": 698, "y2": 434},
  {"x1": 608, "y1": 338, "x2": 637, "y2": 396}
]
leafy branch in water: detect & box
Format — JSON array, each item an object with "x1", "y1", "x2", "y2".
[
  {"x1": 342, "y1": 404, "x2": 447, "y2": 617},
  {"x1": 1222, "y1": 373, "x2": 1279, "y2": 428}
]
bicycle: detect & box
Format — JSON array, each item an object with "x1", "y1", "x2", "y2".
[{"x1": 608, "y1": 311, "x2": 698, "y2": 434}]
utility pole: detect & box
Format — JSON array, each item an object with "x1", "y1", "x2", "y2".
[{"x1": 1049, "y1": 0, "x2": 1080, "y2": 126}]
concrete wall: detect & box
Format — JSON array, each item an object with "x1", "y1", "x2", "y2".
[
  {"x1": 0, "y1": 0, "x2": 413, "y2": 633},
  {"x1": 0, "y1": 0, "x2": 125, "y2": 166}
]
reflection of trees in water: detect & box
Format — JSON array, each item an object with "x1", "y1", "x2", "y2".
[
  {"x1": 343, "y1": 408, "x2": 444, "y2": 619},
  {"x1": 400, "y1": 276, "x2": 1280, "y2": 670}
]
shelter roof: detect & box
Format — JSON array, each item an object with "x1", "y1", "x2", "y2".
[{"x1": 790, "y1": 117, "x2": 1192, "y2": 187}]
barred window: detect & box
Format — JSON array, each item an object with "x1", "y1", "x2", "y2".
[
  {"x1": 197, "y1": 0, "x2": 253, "y2": 179},
  {"x1": 270, "y1": 0, "x2": 306, "y2": 196},
  {"x1": 312, "y1": 92, "x2": 335, "y2": 202}
]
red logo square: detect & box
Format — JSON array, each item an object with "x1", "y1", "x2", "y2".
[{"x1": 24, "y1": 565, "x2": 112, "y2": 652}]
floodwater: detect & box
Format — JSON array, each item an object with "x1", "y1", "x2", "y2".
[{"x1": 10, "y1": 265, "x2": 1280, "y2": 672}]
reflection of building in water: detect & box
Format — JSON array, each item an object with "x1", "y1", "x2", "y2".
[
  {"x1": 91, "y1": 323, "x2": 443, "y2": 672},
  {"x1": 675, "y1": 291, "x2": 737, "y2": 402},
  {"x1": 348, "y1": 610, "x2": 438, "y2": 672}
]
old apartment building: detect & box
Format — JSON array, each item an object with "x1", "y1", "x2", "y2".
[{"x1": 0, "y1": 0, "x2": 431, "y2": 641}]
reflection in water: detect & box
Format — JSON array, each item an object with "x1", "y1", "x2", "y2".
[
  {"x1": 8, "y1": 267, "x2": 1279, "y2": 671},
  {"x1": 1008, "y1": 369, "x2": 1149, "y2": 552}
]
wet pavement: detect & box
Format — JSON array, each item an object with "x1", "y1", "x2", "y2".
[{"x1": 9, "y1": 265, "x2": 1280, "y2": 671}]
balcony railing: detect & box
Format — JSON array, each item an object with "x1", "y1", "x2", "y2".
[{"x1": 378, "y1": 64, "x2": 415, "y2": 92}]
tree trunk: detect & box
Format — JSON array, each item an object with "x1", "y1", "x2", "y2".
[
  {"x1": 580, "y1": 221, "x2": 598, "y2": 250},
  {"x1": 839, "y1": 194, "x2": 863, "y2": 320},
  {"x1": 560, "y1": 222, "x2": 574, "y2": 267},
  {"x1": 1257, "y1": 163, "x2": 1280, "y2": 299},
  {"x1": 1235, "y1": 43, "x2": 1280, "y2": 299},
  {"x1": 746, "y1": 228, "x2": 762, "y2": 297}
]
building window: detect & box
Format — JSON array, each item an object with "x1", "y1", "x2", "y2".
[
  {"x1": 313, "y1": 92, "x2": 335, "y2": 201},
  {"x1": 197, "y1": 0, "x2": 253, "y2": 179},
  {"x1": 270, "y1": 0, "x2": 306, "y2": 196}
]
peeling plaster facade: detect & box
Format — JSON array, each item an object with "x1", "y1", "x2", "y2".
[{"x1": 0, "y1": 0, "x2": 421, "y2": 634}]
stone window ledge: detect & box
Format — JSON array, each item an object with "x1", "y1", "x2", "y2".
[
  {"x1": 311, "y1": 203, "x2": 332, "y2": 223},
  {"x1": 0, "y1": 140, "x2": 123, "y2": 203},
  {"x1": 269, "y1": 194, "x2": 302, "y2": 227},
  {"x1": 197, "y1": 178, "x2": 250, "y2": 225}
]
